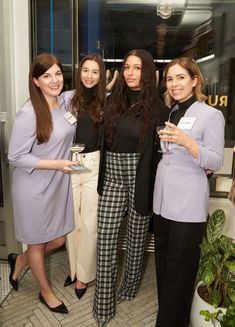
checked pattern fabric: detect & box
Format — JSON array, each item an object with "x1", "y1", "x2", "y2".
[{"x1": 93, "y1": 152, "x2": 151, "y2": 320}]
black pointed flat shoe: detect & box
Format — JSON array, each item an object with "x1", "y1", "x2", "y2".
[
  {"x1": 63, "y1": 275, "x2": 77, "y2": 287},
  {"x1": 75, "y1": 286, "x2": 87, "y2": 300},
  {"x1": 116, "y1": 294, "x2": 127, "y2": 304},
  {"x1": 8, "y1": 253, "x2": 19, "y2": 291},
  {"x1": 39, "y1": 292, "x2": 69, "y2": 314},
  {"x1": 116, "y1": 293, "x2": 132, "y2": 305},
  {"x1": 98, "y1": 318, "x2": 110, "y2": 327}
]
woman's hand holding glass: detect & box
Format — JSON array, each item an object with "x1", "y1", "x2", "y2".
[
  {"x1": 57, "y1": 159, "x2": 80, "y2": 173},
  {"x1": 159, "y1": 122, "x2": 188, "y2": 145},
  {"x1": 163, "y1": 122, "x2": 187, "y2": 146},
  {"x1": 159, "y1": 122, "x2": 199, "y2": 159},
  {"x1": 157, "y1": 122, "x2": 191, "y2": 153}
]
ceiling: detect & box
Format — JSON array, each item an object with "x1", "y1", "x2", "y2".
[{"x1": 98, "y1": 0, "x2": 231, "y2": 60}]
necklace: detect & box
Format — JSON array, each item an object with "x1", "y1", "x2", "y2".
[{"x1": 130, "y1": 101, "x2": 140, "y2": 109}]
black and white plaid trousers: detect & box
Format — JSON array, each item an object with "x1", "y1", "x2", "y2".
[{"x1": 93, "y1": 152, "x2": 151, "y2": 320}]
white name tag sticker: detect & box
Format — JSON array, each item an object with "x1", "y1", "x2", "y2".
[
  {"x1": 177, "y1": 117, "x2": 196, "y2": 130},
  {"x1": 64, "y1": 112, "x2": 77, "y2": 125}
]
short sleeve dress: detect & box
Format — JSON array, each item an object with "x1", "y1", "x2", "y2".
[{"x1": 8, "y1": 95, "x2": 76, "y2": 244}]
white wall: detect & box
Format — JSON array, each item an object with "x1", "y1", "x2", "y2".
[
  {"x1": 0, "y1": 0, "x2": 30, "y2": 143},
  {"x1": 0, "y1": 0, "x2": 30, "y2": 256}
]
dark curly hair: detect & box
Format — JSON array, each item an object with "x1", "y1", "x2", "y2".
[{"x1": 104, "y1": 49, "x2": 159, "y2": 148}]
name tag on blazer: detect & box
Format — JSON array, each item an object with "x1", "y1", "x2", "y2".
[
  {"x1": 64, "y1": 112, "x2": 77, "y2": 125},
  {"x1": 177, "y1": 117, "x2": 196, "y2": 130}
]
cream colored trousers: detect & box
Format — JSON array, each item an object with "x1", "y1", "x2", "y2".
[{"x1": 66, "y1": 150, "x2": 100, "y2": 283}]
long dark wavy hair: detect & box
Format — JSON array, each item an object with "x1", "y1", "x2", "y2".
[
  {"x1": 71, "y1": 53, "x2": 106, "y2": 123},
  {"x1": 104, "y1": 49, "x2": 159, "y2": 148},
  {"x1": 29, "y1": 53, "x2": 63, "y2": 144}
]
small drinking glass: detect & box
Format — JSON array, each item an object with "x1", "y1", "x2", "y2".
[
  {"x1": 156, "y1": 126, "x2": 172, "y2": 154},
  {"x1": 70, "y1": 143, "x2": 86, "y2": 171}
]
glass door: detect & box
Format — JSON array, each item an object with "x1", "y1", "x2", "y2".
[{"x1": 31, "y1": 0, "x2": 78, "y2": 89}]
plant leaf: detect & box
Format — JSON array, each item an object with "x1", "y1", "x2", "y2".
[
  {"x1": 207, "y1": 209, "x2": 225, "y2": 244},
  {"x1": 198, "y1": 257, "x2": 216, "y2": 286},
  {"x1": 200, "y1": 310, "x2": 212, "y2": 321},
  {"x1": 228, "y1": 288, "x2": 235, "y2": 304},
  {"x1": 219, "y1": 236, "x2": 235, "y2": 255},
  {"x1": 210, "y1": 288, "x2": 222, "y2": 307},
  {"x1": 224, "y1": 260, "x2": 235, "y2": 273}
]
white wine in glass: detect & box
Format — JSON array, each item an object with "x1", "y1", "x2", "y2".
[
  {"x1": 70, "y1": 143, "x2": 86, "y2": 171},
  {"x1": 156, "y1": 126, "x2": 172, "y2": 154}
]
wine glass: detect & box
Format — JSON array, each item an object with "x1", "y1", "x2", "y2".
[
  {"x1": 70, "y1": 143, "x2": 86, "y2": 171},
  {"x1": 156, "y1": 126, "x2": 172, "y2": 154}
]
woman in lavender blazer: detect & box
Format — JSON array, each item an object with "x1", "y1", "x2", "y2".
[{"x1": 152, "y1": 57, "x2": 225, "y2": 327}]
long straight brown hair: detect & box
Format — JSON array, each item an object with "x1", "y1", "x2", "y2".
[
  {"x1": 29, "y1": 53, "x2": 63, "y2": 144},
  {"x1": 71, "y1": 53, "x2": 106, "y2": 123}
]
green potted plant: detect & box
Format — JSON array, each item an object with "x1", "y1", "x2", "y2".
[{"x1": 190, "y1": 209, "x2": 235, "y2": 327}]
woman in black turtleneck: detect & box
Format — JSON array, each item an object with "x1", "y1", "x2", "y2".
[
  {"x1": 63, "y1": 54, "x2": 106, "y2": 300},
  {"x1": 152, "y1": 57, "x2": 225, "y2": 327},
  {"x1": 93, "y1": 49, "x2": 168, "y2": 327}
]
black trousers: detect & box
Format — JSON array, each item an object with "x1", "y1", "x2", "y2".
[{"x1": 153, "y1": 214, "x2": 206, "y2": 327}]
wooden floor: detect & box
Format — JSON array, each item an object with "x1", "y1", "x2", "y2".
[
  {"x1": 0, "y1": 249, "x2": 158, "y2": 327},
  {"x1": 1, "y1": 196, "x2": 234, "y2": 326}
]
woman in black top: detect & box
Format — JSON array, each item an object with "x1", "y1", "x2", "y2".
[
  {"x1": 64, "y1": 54, "x2": 106, "y2": 299},
  {"x1": 152, "y1": 57, "x2": 224, "y2": 327},
  {"x1": 93, "y1": 49, "x2": 168, "y2": 327}
]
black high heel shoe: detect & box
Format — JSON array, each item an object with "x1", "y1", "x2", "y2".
[
  {"x1": 63, "y1": 275, "x2": 77, "y2": 287},
  {"x1": 39, "y1": 292, "x2": 69, "y2": 314},
  {"x1": 8, "y1": 253, "x2": 19, "y2": 291},
  {"x1": 75, "y1": 286, "x2": 87, "y2": 300}
]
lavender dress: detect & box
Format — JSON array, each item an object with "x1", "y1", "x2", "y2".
[{"x1": 8, "y1": 96, "x2": 76, "y2": 244}]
